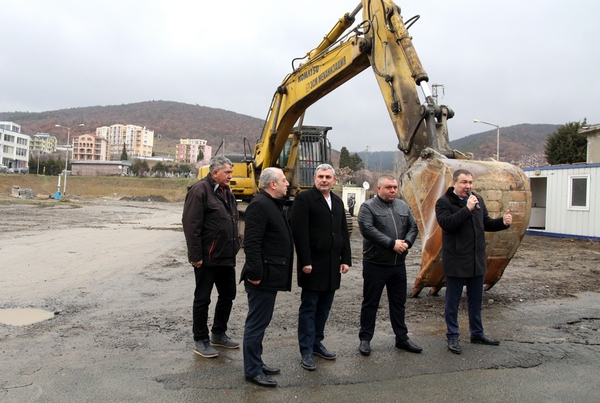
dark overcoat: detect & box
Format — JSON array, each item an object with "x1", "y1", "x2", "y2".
[
  {"x1": 290, "y1": 186, "x2": 351, "y2": 292},
  {"x1": 435, "y1": 187, "x2": 508, "y2": 278},
  {"x1": 240, "y1": 190, "x2": 294, "y2": 292}
]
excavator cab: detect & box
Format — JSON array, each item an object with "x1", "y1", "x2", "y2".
[{"x1": 280, "y1": 126, "x2": 332, "y2": 195}]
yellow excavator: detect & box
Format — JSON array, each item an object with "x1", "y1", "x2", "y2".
[
  {"x1": 201, "y1": 0, "x2": 531, "y2": 296},
  {"x1": 202, "y1": 125, "x2": 333, "y2": 201}
]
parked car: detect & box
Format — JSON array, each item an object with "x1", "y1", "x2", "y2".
[{"x1": 3, "y1": 167, "x2": 28, "y2": 174}]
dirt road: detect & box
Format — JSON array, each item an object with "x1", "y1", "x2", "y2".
[{"x1": 1, "y1": 197, "x2": 599, "y2": 402}]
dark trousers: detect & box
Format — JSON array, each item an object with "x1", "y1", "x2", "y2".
[
  {"x1": 192, "y1": 265, "x2": 236, "y2": 341},
  {"x1": 298, "y1": 288, "x2": 335, "y2": 355},
  {"x1": 359, "y1": 260, "x2": 408, "y2": 343},
  {"x1": 243, "y1": 287, "x2": 277, "y2": 377},
  {"x1": 444, "y1": 275, "x2": 484, "y2": 340}
]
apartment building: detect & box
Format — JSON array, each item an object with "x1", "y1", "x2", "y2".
[
  {"x1": 176, "y1": 138, "x2": 212, "y2": 164},
  {"x1": 71, "y1": 133, "x2": 110, "y2": 161},
  {"x1": 96, "y1": 124, "x2": 154, "y2": 159},
  {"x1": 30, "y1": 133, "x2": 58, "y2": 154},
  {"x1": 1, "y1": 121, "x2": 30, "y2": 170}
]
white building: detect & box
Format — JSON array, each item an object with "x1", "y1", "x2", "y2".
[
  {"x1": 96, "y1": 124, "x2": 154, "y2": 158},
  {"x1": 1, "y1": 121, "x2": 30, "y2": 171},
  {"x1": 523, "y1": 124, "x2": 600, "y2": 241},
  {"x1": 342, "y1": 185, "x2": 367, "y2": 217},
  {"x1": 30, "y1": 133, "x2": 58, "y2": 154}
]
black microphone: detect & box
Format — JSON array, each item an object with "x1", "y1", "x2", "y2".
[{"x1": 466, "y1": 190, "x2": 481, "y2": 210}]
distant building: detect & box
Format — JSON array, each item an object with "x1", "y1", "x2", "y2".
[
  {"x1": 71, "y1": 133, "x2": 110, "y2": 161},
  {"x1": 30, "y1": 133, "x2": 58, "y2": 154},
  {"x1": 71, "y1": 160, "x2": 131, "y2": 176},
  {"x1": 176, "y1": 138, "x2": 212, "y2": 165},
  {"x1": 96, "y1": 124, "x2": 154, "y2": 159},
  {"x1": 1, "y1": 121, "x2": 30, "y2": 170},
  {"x1": 584, "y1": 124, "x2": 600, "y2": 164}
]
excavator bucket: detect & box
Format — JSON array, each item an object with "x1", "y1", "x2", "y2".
[{"x1": 400, "y1": 157, "x2": 531, "y2": 297}]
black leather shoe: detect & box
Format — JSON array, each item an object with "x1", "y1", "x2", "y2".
[
  {"x1": 262, "y1": 365, "x2": 280, "y2": 375},
  {"x1": 395, "y1": 339, "x2": 423, "y2": 353},
  {"x1": 359, "y1": 340, "x2": 371, "y2": 356},
  {"x1": 471, "y1": 334, "x2": 500, "y2": 346},
  {"x1": 246, "y1": 374, "x2": 277, "y2": 387},
  {"x1": 447, "y1": 339, "x2": 462, "y2": 354},
  {"x1": 301, "y1": 354, "x2": 316, "y2": 371},
  {"x1": 313, "y1": 344, "x2": 337, "y2": 360}
]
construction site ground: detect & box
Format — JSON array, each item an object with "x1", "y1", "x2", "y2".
[{"x1": 1, "y1": 178, "x2": 599, "y2": 402}]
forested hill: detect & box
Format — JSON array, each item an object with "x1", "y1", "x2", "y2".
[
  {"x1": 356, "y1": 123, "x2": 559, "y2": 172},
  {"x1": 450, "y1": 123, "x2": 559, "y2": 161},
  {"x1": 0, "y1": 101, "x2": 264, "y2": 154},
  {"x1": 1, "y1": 101, "x2": 558, "y2": 166}
]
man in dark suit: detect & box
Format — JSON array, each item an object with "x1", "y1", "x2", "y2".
[
  {"x1": 435, "y1": 169, "x2": 512, "y2": 355},
  {"x1": 241, "y1": 167, "x2": 294, "y2": 387},
  {"x1": 290, "y1": 163, "x2": 351, "y2": 371}
]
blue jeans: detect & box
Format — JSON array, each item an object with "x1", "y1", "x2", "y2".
[
  {"x1": 243, "y1": 287, "x2": 277, "y2": 377},
  {"x1": 444, "y1": 275, "x2": 485, "y2": 340},
  {"x1": 298, "y1": 288, "x2": 335, "y2": 355},
  {"x1": 192, "y1": 265, "x2": 236, "y2": 341}
]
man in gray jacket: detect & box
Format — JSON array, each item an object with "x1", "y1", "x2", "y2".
[{"x1": 357, "y1": 174, "x2": 421, "y2": 356}]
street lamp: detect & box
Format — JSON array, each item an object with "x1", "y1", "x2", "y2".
[
  {"x1": 55, "y1": 123, "x2": 84, "y2": 197},
  {"x1": 473, "y1": 119, "x2": 500, "y2": 161}
]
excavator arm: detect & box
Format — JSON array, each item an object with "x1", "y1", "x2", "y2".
[
  {"x1": 253, "y1": 1, "x2": 454, "y2": 175},
  {"x1": 249, "y1": 1, "x2": 531, "y2": 295},
  {"x1": 253, "y1": 8, "x2": 368, "y2": 172}
]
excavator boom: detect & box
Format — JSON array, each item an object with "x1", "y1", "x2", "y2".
[{"x1": 211, "y1": 1, "x2": 531, "y2": 293}]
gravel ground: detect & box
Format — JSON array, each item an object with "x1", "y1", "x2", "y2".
[{"x1": 1, "y1": 196, "x2": 599, "y2": 402}]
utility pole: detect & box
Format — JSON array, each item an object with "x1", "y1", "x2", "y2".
[
  {"x1": 432, "y1": 84, "x2": 445, "y2": 105},
  {"x1": 55, "y1": 123, "x2": 84, "y2": 197}
]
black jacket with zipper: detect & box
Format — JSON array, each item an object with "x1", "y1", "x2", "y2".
[
  {"x1": 182, "y1": 173, "x2": 240, "y2": 267},
  {"x1": 358, "y1": 195, "x2": 418, "y2": 266}
]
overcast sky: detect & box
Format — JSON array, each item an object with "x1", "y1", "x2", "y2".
[{"x1": 2, "y1": 0, "x2": 599, "y2": 152}]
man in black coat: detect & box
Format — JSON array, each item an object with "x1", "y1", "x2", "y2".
[
  {"x1": 290, "y1": 164, "x2": 351, "y2": 371},
  {"x1": 435, "y1": 169, "x2": 512, "y2": 355},
  {"x1": 182, "y1": 155, "x2": 240, "y2": 358},
  {"x1": 241, "y1": 167, "x2": 294, "y2": 388}
]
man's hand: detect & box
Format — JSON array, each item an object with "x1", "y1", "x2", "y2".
[
  {"x1": 302, "y1": 265, "x2": 313, "y2": 274},
  {"x1": 340, "y1": 264, "x2": 350, "y2": 274},
  {"x1": 191, "y1": 260, "x2": 203, "y2": 268},
  {"x1": 503, "y1": 209, "x2": 512, "y2": 226},
  {"x1": 467, "y1": 195, "x2": 479, "y2": 211},
  {"x1": 393, "y1": 240, "x2": 408, "y2": 254},
  {"x1": 248, "y1": 279, "x2": 261, "y2": 285}
]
